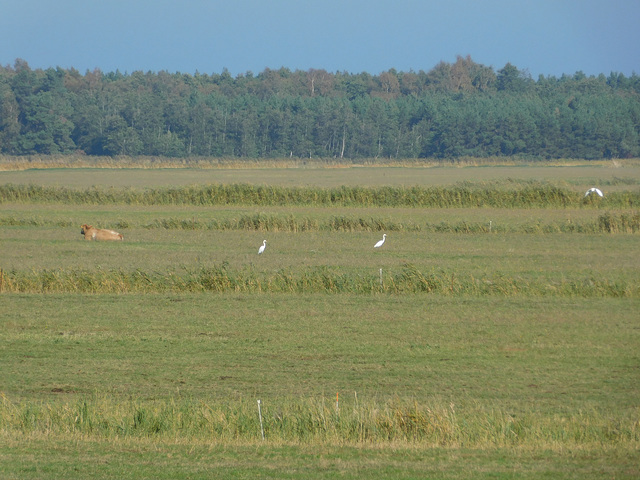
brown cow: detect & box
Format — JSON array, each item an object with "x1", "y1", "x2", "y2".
[{"x1": 80, "y1": 224, "x2": 124, "y2": 241}]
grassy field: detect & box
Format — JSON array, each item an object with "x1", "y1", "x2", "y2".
[
  {"x1": 2, "y1": 294, "x2": 639, "y2": 478},
  {"x1": 1, "y1": 162, "x2": 639, "y2": 479},
  {"x1": 1, "y1": 158, "x2": 639, "y2": 190}
]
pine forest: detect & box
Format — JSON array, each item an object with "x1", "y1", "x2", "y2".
[{"x1": 1, "y1": 56, "x2": 639, "y2": 160}]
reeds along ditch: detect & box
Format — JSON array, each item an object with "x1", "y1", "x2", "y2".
[
  {"x1": 0, "y1": 264, "x2": 637, "y2": 297},
  {"x1": 1, "y1": 183, "x2": 639, "y2": 208},
  {"x1": 1, "y1": 212, "x2": 639, "y2": 233},
  {"x1": 1, "y1": 395, "x2": 637, "y2": 447}
]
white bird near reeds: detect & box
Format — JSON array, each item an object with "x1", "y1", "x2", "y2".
[
  {"x1": 585, "y1": 187, "x2": 604, "y2": 197},
  {"x1": 374, "y1": 234, "x2": 387, "y2": 249},
  {"x1": 258, "y1": 240, "x2": 267, "y2": 254}
]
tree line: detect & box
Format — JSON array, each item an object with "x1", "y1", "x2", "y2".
[{"x1": 1, "y1": 56, "x2": 639, "y2": 160}]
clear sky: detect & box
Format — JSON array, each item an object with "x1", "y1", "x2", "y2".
[{"x1": 1, "y1": 0, "x2": 638, "y2": 78}]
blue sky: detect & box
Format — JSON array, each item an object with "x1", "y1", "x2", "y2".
[{"x1": 1, "y1": 0, "x2": 638, "y2": 78}]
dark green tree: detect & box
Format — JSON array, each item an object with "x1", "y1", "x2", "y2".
[{"x1": 497, "y1": 63, "x2": 533, "y2": 93}]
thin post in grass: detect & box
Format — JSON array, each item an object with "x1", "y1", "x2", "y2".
[
  {"x1": 379, "y1": 268, "x2": 383, "y2": 291},
  {"x1": 257, "y1": 399, "x2": 265, "y2": 440}
]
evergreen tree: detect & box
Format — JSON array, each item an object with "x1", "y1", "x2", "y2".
[{"x1": 0, "y1": 58, "x2": 638, "y2": 160}]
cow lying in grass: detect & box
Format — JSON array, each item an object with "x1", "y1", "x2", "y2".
[{"x1": 80, "y1": 224, "x2": 124, "y2": 241}]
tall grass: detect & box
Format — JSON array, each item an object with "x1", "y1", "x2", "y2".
[
  {"x1": 1, "y1": 264, "x2": 637, "y2": 297},
  {"x1": 2, "y1": 212, "x2": 638, "y2": 233},
  {"x1": 0, "y1": 154, "x2": 311, "y2": 170},
  {"x1": 1, "y1": 394, "x2": 637, "y2": 448},
  {"x1": 1, "y1": 183, "x2": 638, "y2": 208},
  {"x1": 2, "y1": 155, "x2": 639, "y2": 175}
]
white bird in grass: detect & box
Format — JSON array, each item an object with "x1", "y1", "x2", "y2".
[
  {"x1": 374, "y1": 233, "x2": 387, "y2": 249},
  {"x1": 258, "y1": 240, "x2": 267, "y2": 254},
  {"x1": 585, "y1": 187, "x2": 604, "y2": 197}
]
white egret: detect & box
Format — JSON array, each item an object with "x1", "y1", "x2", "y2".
[
  {"x1": 258, "y1": 240, "x2": 267, "y2": 254},
  {"x1": 585, "y1": 187, "x2": 604, "y2": 197},
  {"x1": 374, "y1": 233, "x2": 387, "y2": 248}
]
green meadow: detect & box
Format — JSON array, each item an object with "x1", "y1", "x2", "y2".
[{"x1": 1, "y1": 162, "x2": 639, "y2": 479}]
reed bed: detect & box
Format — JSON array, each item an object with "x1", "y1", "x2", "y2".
[
  {"x1": 1, "y1": 394, "x2": 637, "y2": 448},
  {"x1": 1, "y1": 264, "x2": 636, "y2": 297},
  {"x1": 1, "y1": 183, "x2": 639, "y2": 208},
  {"x1": 2, "y1": 155, "x2": 636, "y2": 171},
  {"x1": 1, "y1": 212, "x2": 639, "y2": 233},
  {"x1": 0, "y1": 154, "x2": 310, "y2": 171}
]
